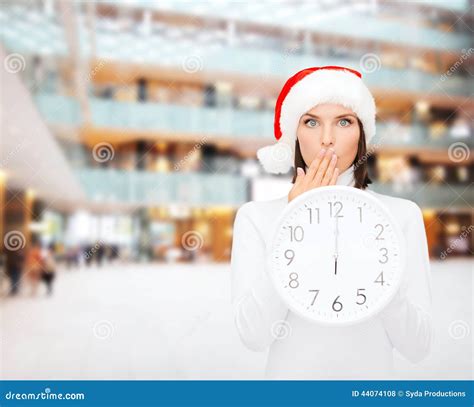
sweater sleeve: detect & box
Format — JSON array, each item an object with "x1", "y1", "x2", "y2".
[
  {"x1": 230, "y1": 203, "x2": 289, "y2": 352},
  {"x1": 378, "y1": 202, "x2": 434, "y2": 363}
]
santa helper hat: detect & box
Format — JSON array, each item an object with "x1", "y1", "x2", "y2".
[{"x1": 257, "y1": 66, "x2": 376, "y2": 174}]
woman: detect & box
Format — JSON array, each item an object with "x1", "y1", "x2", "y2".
[
  {"x1": 26, "y1": 238, "x2": 43, "y2": 296},
  {"x1": 41, "y1": 243, "x2": 57, "y2": 296},
  {"x1": 230, "y1": 66, "x2": 433, "y2": 379}
]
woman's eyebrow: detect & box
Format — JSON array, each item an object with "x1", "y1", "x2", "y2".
[{"x1": 302, "y1": 113, "x2": 357, "y2": 119}]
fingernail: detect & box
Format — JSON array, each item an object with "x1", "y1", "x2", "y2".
[
  {"x1": 318, "y1": 149, "x2": 326, "y2": 156},
  {"x1": 297, "y1": 167, "x2": 304, "y2": 175},
  {"x1": 331, "y1": 154, "x2": 337, "y2": 161}
]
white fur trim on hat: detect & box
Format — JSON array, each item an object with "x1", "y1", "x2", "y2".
[
  {"x1": 257, "y1": 68, "x2": 376, "y2": 174},
  {"x1": 256, "y1": 140, "x2": 294, "y2": 174}
]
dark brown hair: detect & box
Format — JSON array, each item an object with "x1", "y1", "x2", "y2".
[{"x1": 291, "y1": 118, "x2": 372, "y2": 189}]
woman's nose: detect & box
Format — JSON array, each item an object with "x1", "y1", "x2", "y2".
[{"x1": 321, "y1": 126, "x2": 334, "y2": 147}]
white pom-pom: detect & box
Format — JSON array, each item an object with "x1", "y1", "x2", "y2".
[{"x1": 256, "y1": 142, "x2": 293, "y2": 174}]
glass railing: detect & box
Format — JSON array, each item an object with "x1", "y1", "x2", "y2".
[
  {"x1": 36, "y1": 93, "x2": 467, "y2": 149},
  {"x1": 99, "y1": 1, "x2": 471, "y2": 51},
  {"x1": 1, "y1": 10, "x2": 472, "y2": 97},
  {"x1": 370, "y1": 182, "x2": 472, "y2": 210},
  {"x1": 1, "y1": 4, "x2": 470, "y2": 54},
  {"x1": 36, "y1": 94, "x2": 82, "y2": 126},
  {"x1": 76, "y1": 167, "x2": 470, "y2": 209},
  {"x1": 432, "y1": 0, "x2": 470, "y2": 11},
  {"x1": 77, "y1": 168, "x2": 248, "y2": 207},
  {"x1": 202, "y1": 49, "x2": 472, "y2": 97}
]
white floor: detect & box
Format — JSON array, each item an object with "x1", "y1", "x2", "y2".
[{"x1": 0, "y1": 260, "x2": 472, "y2": 380}]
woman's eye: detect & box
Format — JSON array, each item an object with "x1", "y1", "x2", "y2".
[
  {"x1": 338, "y1": 118, "x2": 352, "y2": 127},
  {"x1": 304, "y1": 118, "x2": 318, "y2": 128}
]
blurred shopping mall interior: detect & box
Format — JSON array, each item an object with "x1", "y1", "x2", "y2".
[{"x1": 0, "y1": 0, "x2": 472, "y2": 379}]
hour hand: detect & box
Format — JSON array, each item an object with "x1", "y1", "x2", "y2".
[{"x1": 333, "y1": 217, "x2": 339, "y2": 274}]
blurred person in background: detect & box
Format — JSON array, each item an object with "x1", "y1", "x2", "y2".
[
  {"x1": 95, "y1": 242, "x2": 105, "y2": 267},
  {"x1": 391, "y1": 156, "x2": 423, "y2": 193},
  {"x1": 84, "y1": 244, "x2": 94, "y2": 267},
  {"x1": 65, "y1": 245, "x2": 80, "y2": 269},
  {"x1": 5, "y1": 244, "x2": 25, "y2": 296},
  {"x1": 41, "y1": 243, "x2": 57, "y2": 296},
  {"x1": 25, "y1": 237, "x2": 43, "y2": 296}
]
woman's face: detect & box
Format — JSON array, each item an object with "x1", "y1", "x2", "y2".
[{"x1": 296, "y1": 103, "x2": 360, "y2": 172}]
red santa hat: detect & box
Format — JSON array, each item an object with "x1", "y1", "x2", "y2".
[{"x1": 257, "y1": 65, "x2": 376, "y2": 174}]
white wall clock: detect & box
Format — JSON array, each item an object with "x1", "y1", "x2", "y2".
[{"x1": 267, "y1": 186, "x2": 406, "y2": 326}]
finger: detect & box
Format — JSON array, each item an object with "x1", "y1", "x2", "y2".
[
  {"x1": 294, "y1": 167, "x2": 305, "y2": 185},
  {"x1": 329, "y1": 167, "x2": 339, "y2": 185},
  {"x1": 302, "y1": 148, "x2": 326, "y2": 188},
  {"x1": 288, "y1": 167, "x2": 305, "y2": 202},
  {"x1": 321, "y1": 154, "x2": 338, "y2": 185},
  {"x1": 312, "y1": 149, "x2": 335, "y2": 186}
]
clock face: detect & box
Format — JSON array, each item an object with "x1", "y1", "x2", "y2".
[{"x1": 268, "y1": 186, "x2": 405, "y2": 326}]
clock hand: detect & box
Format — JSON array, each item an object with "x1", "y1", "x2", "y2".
[{"x1": 334, "y1": 216, "x2": 339, "y2": 275}]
